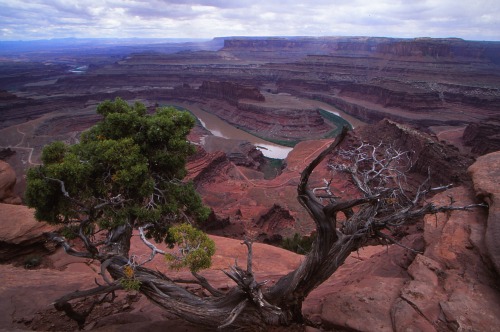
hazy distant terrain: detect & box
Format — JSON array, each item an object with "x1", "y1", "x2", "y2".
[{"x1": 1, "y1": 36, "x2": 500, "y2": 197}]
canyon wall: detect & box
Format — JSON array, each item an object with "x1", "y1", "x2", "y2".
[
  {"x1": 356, "y1": 120, "x2": 474, "y2": 186},
  {"x1": 224, "y1": 36, "x2": 500, "y2": 62},
  {"x1": 198, "y1": 81, "x2": 265, "y2": 103},
  {"x1": 463, "y1": 118, "x2": 500, "y2": 155},
  {"x1": 1, "y1": 36, "x2": 499, "y2": 203}
]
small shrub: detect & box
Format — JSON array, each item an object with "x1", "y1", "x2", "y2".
[
  {"x1": 60, "y1": 225, "x2": 79, "y2": 239},
  {"x1": 281, "y1": 233, "x2": 315, "y2": 254},
  {"x1": 119, "y1": 265, "x2": 142, "y2": 291},
  {"x1": 24, "y1": 255, "x2": 42, "y2": 269},
  {"x1": 164, "y1": 223, "x2": 215, "y2": 273}
]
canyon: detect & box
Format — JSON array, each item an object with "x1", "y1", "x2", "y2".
[
  {"x1": 0, "y1": 36, "x2": 499, "y2": 330},
  {"x1": 2, "y1": 36, "x2": 499, "y2": 196}
]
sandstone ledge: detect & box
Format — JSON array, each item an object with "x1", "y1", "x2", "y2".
[{"x1": 468, "y1": 151, "x2": 500, "y2": 276}]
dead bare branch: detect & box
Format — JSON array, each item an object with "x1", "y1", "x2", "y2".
[
  {"x1": 219, "y1": 299, "x2": 249, "y2": 329},
  {"x1": 375, "y1": 230, "x2": 423, "y2": 254},
  {"x1": 52, "y1": 283, "x2": 121, "y2": 329},
  {"x1": 242, "y1": 238, "x2": 253, "y2": 274},
  {"x1": 45, "y1": 232, "x2": 96, "y2": 259},
  {"x1": 192, "y1": 272, "x2": 225, "y2": 297},
  {"x1": 135, "y1": 224, "x2": 166, "y2": 266}
]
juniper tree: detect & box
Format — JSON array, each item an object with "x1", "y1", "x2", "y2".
[{"x1": 26, "y1": 100, "x2": 484, "y2": 330}]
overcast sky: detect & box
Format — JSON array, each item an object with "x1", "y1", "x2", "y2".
[{"x1": 1, "y1": 0, "x2": 499, "y2": 41}]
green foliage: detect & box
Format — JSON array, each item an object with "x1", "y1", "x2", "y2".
[
  {"x1": 59, "y1": 224, "x2": 79, "y2": 239},
  {"x1": 41, "y1": 141, "x2": 67, "y2": 164},
  {"x1": 260, "y1": 157, "x2": 284, "y2": 180},
  {"x1": 164, "y1": 223, "x2": 215, "y2": 272},
  {"x1": 23, "y1": 254, "x2": 42, "y2": 269},
  {"x1": 120, "y1": 264, "x2": 142, "y2": 291},
  {"x1": 26, "y1": 97, "x2": 209, "y2": 240},
  {"x1": 281, "y1": 233, "x2": 316, "y2": 254},
  {"x1": 120, "y1": 278, "x2": 142, "y2": 291}
]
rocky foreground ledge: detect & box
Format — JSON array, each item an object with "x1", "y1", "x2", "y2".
[{"x1": 0, "y1": 152, "x2": 499, "y2": 331}]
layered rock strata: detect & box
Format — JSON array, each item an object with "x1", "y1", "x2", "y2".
[
  {"x1": 463, "y1": 118, "x2": 500, "y2": 155},
  {"x1": 355, "y1": 120, "x2": 474, "y2": 186},
  {"x1": 198, "y1": 80, "x2": 265, "y2": 103}
]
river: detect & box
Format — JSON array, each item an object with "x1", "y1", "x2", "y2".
[
  {"x1": 170, "y1": 102, "x2": 293, "y2": 159},
  {"x1": 169, "y1": 101, "x2": 357, "y2": 160}
]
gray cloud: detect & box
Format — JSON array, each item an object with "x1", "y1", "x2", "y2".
[{"x1": 0, "y1": 0, "x2": 498, "y2": 40}]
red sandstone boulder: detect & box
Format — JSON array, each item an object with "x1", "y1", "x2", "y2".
[
  {"x1": 0, "y1": 203, "x2": 56, "y2": 262},
  {"x1": 303, "y1": 239, "x2": 419, "y2": 331},
  {"x1": 468, "y1": 151, "x2": 500, "y2": 276},
  {"x1": 394, "y1": 187, "x2": 500, "y2": 331},
  {"x1": 2, "y1": 142, "x2": 499, "y2": 331},
  {"x1": 2, "y1": 188, "x2": 499, "y2": 331},
  {"x1": 0, "y1": 263, "x2": 97, "y2": 330},
  {"x1": 302, "y1": 186, "x2": 500, "y2": 331},
  {"x1": 0, "y1": 161, "x2": 21, "y2": 205}
]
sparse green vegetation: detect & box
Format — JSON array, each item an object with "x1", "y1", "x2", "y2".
[
  {"x1": 120, "y1": 264, "x2": 142, "y2": 291},
  {"x1": 281, "y1": 232, "x2": 316, "y2": 254},
  {"x1": 164, "y1": 223, "x2": 215, "y2": 273},
  {"x1": 59, "y1": 225, "x2": 79, "y2": 239},
  {"x1": 26, "y1": 97, "x2": 210, "y2": 255},
  {"x1": 260, "y1": 157, "x2": 284, "y2": 179},
  {"x1": 23, "y1": 254, "x2": 42, "y2": 269}
]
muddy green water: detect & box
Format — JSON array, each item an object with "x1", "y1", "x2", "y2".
[
  {"x1": 172, "y1": 103, "x2": 293, "y2": 159},
  {"x1": 170, "y1": 101, "x2": 355, "y2": 159}
]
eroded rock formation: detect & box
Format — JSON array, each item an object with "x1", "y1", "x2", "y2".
[
  {"x1": 0, "y1": 161, "x2": 21, "y2": 205},
  {"x1": 2, "y1": 36, "x2": 499, "y2": 190},
  {"x1": 1, "y1": 36, "x2": 500, "y2": 330},
  {"x1": 223, "y1": 37, "x2": 500, "y2": 62},
  {"x1": 463, "y1": 118, "x2": 500, "y2": 155},
  {"x1": 255, "y1": 204, "x2": 295, "y2": 240},
  {"x1": 185, "y1": 146, "x2": 235, "y2": 187},
  {"x1": 0, "y1": 203, "x2": 56, "y2": 263},
  {"x1": 1, "y1": 139, "x2": 499, "y2": 331},
  {"x1": 3, "y1": 182, "x2": 498, "y2": 331},
  {"x1": 303, "y1": 185, "x2": 500, "y2": 331},
  {"x1": 203, "y1": 136, "x2": 266, "y2": 170},
  {"x1": 468, "y1": 151, "x2": 500, "y2": 276},
  {"x1": 355, "y1": 119, "x2": 474, "y2": 186},
  {"x1": 198, "y1": 81, "x2": 265, "y2": 103}
]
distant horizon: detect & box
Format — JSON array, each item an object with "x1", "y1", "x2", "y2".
[
  {"x1": 1, "y1": 1, "x2": 498, "y2": 42},
  {"x1": 2, "y1": 35, "x2": 500, "y2": 43}
]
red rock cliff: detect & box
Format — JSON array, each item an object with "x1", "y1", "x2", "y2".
[{"x1": 198, "y1": 81, "x2": 265, "y2": 104}]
